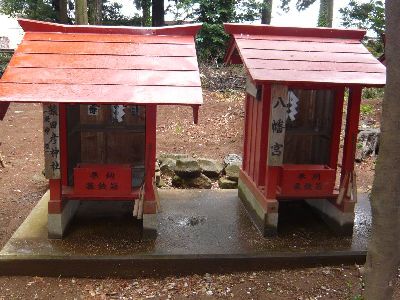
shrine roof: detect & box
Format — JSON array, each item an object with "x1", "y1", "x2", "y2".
[
  {"x1": 224, "y1": 23, "x2": 386, "y2": 87},
  {"x1": 0, "y1": 19, "x2": 203, "y2": 106}
]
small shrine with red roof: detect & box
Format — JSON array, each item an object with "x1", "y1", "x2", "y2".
[
  {"x1": 0, "y1": 19, "x2": 202, "y2": 238},
  {"x1": 224, "y1": 23, "x2": 385, "y2": 235}
]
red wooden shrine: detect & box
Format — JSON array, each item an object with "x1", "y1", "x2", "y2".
[
  {"x1": 0, "y1": 19, "x2": 202, "y2": 238},
  {"x1": 224, "y1": 23, "x2": 386, "y2": 235}
]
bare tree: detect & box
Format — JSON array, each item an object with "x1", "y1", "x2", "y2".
[
  {"x1": 261, "y1": 0, "x2": 273, "y2": 24},
  {"x1": 318, "y1": 0, "x2": 333, "y2": 27},
  {"x1": 54, "y1": 0, "x2": 69, "y2": 23},
  {"x1": 89, "y1": 0, "x2": 103, "y2": 24},
  {"x1": 75, "y1": 0, "x2": 89, "y2": 24},
  {"x1": 363, "y1": 0, "x2": 400, "y2": 299},
  {"x1": 152, "y1": 0, "x2": 165, "y2": 26}
]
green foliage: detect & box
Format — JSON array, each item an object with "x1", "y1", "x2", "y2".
[
  {"x1": 317, "y1": 0, "x2": 333, "y2": 27},
  {"x1": 0, "y1": 52, "x2": 12, "y2": 78},
  {"x1": 196, "y1": 23, "x2": 229, "y2": 63},
  {"x1": 362, "y1": 88, "x2": 384, "y2": 100},
  {"x1": 280, "y1": 0, "x2": 317, "y2": 12},
  {"x1": 0, "y1": 0, "x2": 57, "y2": 21},
  {"x1": 360, "y1": 104, "x2": 374, "y2": 115},
  {"x1": 102, "y1": 1, "x2": 141, "y2": 25},
  {"x1": 280, "y1": 0, "x2": 333, "y2": 28},
  {"x1": 339, "y1": 0, "x2": 385, "y2": 56},
  {"x1": 173, "y1": 0, "x2": 264, "y2": 63},
  {"x1": 133, "y1": 0, "x2": 151, "y2": 26},
  {"x1": 0, "y1": 0, "x2": 142, "y2": 25}
]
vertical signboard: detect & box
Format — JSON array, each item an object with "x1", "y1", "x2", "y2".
[
  {"x1": 43, "y1": 103, "x2": 61, "y2": 179},
  {"x1": 268, "y1": 84, "x2": 289, "y2": 166}
]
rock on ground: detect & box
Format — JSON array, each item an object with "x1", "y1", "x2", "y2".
[
  {"x1": 198, "y1": 158, "x2": 224, "y2": 178},
  {"x1": 174, "y1": 158, "x2": 202, "y2": 178},
  {"x1": 158, "y1": 153, "x2": 190, "y2": 164},
  {"x1": 356, "y1": 129, "x2": 380, "y2": 162},
  {"x1": 172, "y1": 174, "x2": 212, "y2": 189},
  {"x1": 224, "y1": 154, "x2": 242, "y2": 166},
  {"x1": 218, "y1": 177, "x2": 238, "y2": 189},
  {"x1": 160, "y1": 158, "x2": 176, "y2": 177},
  {"x1": 225, "y1": 164, "x2": 240, "y2": 182}
]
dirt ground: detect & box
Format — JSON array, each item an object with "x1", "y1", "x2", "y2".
[{"x1": 0, "y1": 91, "x2": 397, "y2": 299}]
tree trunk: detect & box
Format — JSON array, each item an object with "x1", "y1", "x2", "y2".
[
  {"x1": 317, "y1": 0, "x2": 333, "y2": 27},
  {"x1": 75, "y1": 0, "x2": 88, "y2": 25},
  {"x1": 363, "y1": 0, "x2": 400, "y2": 299},
  {"x1": 261, "y1": 0, "x2": 272, "y2": 24},
  {"x1": 89, "y1": 0, "x2": 102, "y2": 24},
  {"x1": 59, "y1": 0, "x2": 68, "y2": 23},
  {"x1": 142, "y1": 0, "x2": 151, "y2": 26},
  {"x1": 152, "y1": 0, "x2": 164, "y2": 27}
]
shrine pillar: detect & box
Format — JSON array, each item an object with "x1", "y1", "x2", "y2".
[
  {"x1": 46, "y1": 104, "x2": 80, "y2": 239},
  {"x1": 238, "y1": 83, "x2": 281, "y2": 236},
  {"x1": 306, "y1": 87, "x2": 362, "y2": 235},
  {"x1": 142, "y1": 104, "x2": 158, "y2": 240}
]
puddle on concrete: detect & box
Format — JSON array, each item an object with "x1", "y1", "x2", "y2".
[{"x1": 1, "y1": 190, "x2": 371, "y2": 257}]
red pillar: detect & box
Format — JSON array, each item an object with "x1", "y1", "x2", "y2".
[
  {"x1": 339, "y1": 86, "x2": 362, "y2": 211},
  {"x1": 59, "y1": 104, "x2": 68, "y2": 187},
  {"x1": 48, "y1": 179, "x2": 62, "y2": 213},
  {"x1": 242, "y1": 94, "x2": 250, "y2": 173},
  {"x1": 144, "y1": 104, "x2": 157, "y2": 214},
  {"x1": 0, "y1": 102, "x2": 10, "y2": 120},
  {"x1": 329, "y1": 88, "x2": 345, "y2": 169},
  {"x1": 257, "y1": 85, "x2": 271, "y2": 187},
  {"x1": 341, "y1": 87, "x2": 362, "y2": 180}
]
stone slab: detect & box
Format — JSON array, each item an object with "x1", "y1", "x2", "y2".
[{"x1": 0, "y1": 189, "x2": 372, "y2": 277}]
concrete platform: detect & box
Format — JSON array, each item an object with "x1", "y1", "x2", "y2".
[{"x1": 0, "y1": 190, "x2": 371, "y2": 277}]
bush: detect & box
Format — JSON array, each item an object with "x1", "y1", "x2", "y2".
[
  {"x1": 360, "y1": 104, "x2": 374, "y2": 115},
  {"x1": 0, "y1": 52, "x2": 12, "y2": 78},
  {"x1": 362, "y1": 88, "x2": 384, "y2": 99},
  {"x1": 196, "y1": 23, "x2": 230, "y2": 63}
]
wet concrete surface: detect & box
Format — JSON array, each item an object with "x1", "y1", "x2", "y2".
[{"x1": 0, "y1": 190, "x2": 371, "y2": 257}]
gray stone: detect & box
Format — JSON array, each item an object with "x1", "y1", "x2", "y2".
[
  {"x1": 142, "y1": 213, "x2": 158, "y2": 241},
  {"x1": 155, "y1": 161, "x2": 160, "y2": 172},
  {"x1": 224, "y1": 154, "x2": 242, "y2": 166},
  {"x1": 159, "y1": 153, "x2": 190, "y2": 164},
  {"x1": 160, "y1": 158, "x2": 176, "y2": 177},
  {"x1": 157, "y1": 178, "x2": 167, "y2": 188},
  {"x1": 174, "y1": 158, "x2": 201, "y2": 178},
  {"x1": 356, "y1": 128, "x2": 380, "y2": 162},
  {"x1": 48, "y1": 199, "x2": 80, "y2": 239},
  {"x1": 225, "y1": 164, "x2": 240, "y2": 182},
  {"x1": 155, "y1": 170, "x2": 161, "y2": 185},
  {"x1": 172, "y1": 174, "x2": 212, "y2": 189},
  {"x1": 306, "y1": 199, "x2": 354, "y2": 235},
  {"x1": 218, "y1": 177, "x2": 238, "y2": 189},
  {"x1": 198, "y1": 158, "x2": 224, "y2": 178},
  {"x1": 238, "y1": 178, "x2": 278, "y2": 236}
]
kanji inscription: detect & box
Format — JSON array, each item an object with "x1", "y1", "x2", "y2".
[
  {"x1": 268, "y1": 85, "x2": 289, "y2": 166},
  {"x1": 43, "y1": 103, "x2": 60, "y2": 179}
]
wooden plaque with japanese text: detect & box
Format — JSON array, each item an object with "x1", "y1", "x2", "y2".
[{"x1": 268, "y1": 84, "x2": 289, "y2": 166}]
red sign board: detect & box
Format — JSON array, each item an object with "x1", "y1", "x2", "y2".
[
  {"x1": 279, "y1": 164, "x2": 336, "y2": 198},
  {"x1": 74, "y1": 164, "x2": 132, "y2": 197}
]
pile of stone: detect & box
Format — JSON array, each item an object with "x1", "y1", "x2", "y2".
[
  {"x1": 155, "y1": 154, "x2": 242, "y2": 189},
  {"x1": 355, "y1": 128, "x2": 380, "y2": 162}
]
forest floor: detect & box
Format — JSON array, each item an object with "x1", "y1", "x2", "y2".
[{"x1": 0, "y1": 91, "x2": 398, "y2": 299}]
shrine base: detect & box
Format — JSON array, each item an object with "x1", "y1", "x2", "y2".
[
  {"x1": 142, "y1": 213, "x2": 158, "y2": 240},
  {"x1": 238, "y1": 178, "x2": 278, "y2": 236},
  {"x1": 48, "y1": 199, "x2": 80, "y2": 239},
  {"x1": 306, "y1": 198, "x2": 354, "y2": 235}
]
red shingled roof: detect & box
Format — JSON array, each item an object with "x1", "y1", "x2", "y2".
[
  {"x1": 224, "y1": 23, "x2": 385, "y2": 87},
  {"x1": 0, "y1": 19, "x2": 203, "y2": 105}
]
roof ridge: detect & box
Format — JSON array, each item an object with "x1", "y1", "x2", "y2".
[
  {"x1": 224, "y1": 23, "x2": 366, "y2": 41},
  {"x1": 18, "y1": 19, "x2": 202, "y2": 37}
]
